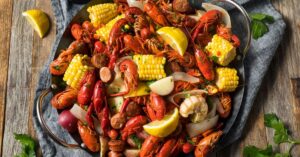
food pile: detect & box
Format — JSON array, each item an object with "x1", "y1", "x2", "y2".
[{"x1": 49, "y1": 0, "x2": 240, "y2": 156}]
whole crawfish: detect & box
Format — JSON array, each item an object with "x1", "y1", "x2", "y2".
[
  {"x1": 107, "y1": 18, "x2": 129, "y2": 69},
  {"x1": 194, "y1": 131, "x2": 222, "y2": 157},
  {"x1": 51, "y1": 88, "x2": 78, "y2": 109},
  {"x1": 121, "y1": 115, "x2": 148, "y2": 140},
  {"x1": 50, "y1": 40, "x2": 87, "y2": 75},
  {"x1": 77, "y1": 71, "x2": 96, "y2": 106},
  {"x1": 77, "y1": 121, "x2": 100, "y2": 152},
  {"x1": 123, "y1": 34, "x2": 147, "y2": 54},
  {"x1": 217, "y1": 93, "x2": 232, "y2": 118},
  {"x1": 192, "y1": 10, "x2": 223, "y2": 45},
  {"x1": 140, "y1": 135, "x2": 162, "y2": 157},
  {"x1": 124, "y1": 7, "x2": 144, "y2": 23},
  {"x1": 146, "y1": 92, "x2": 166, "y2": 121},
  {"x1": 144, "y1": 2, "x2": 169, "y2": 26},
  {"x1": 217, "y1": 25, "x2": 240, "y2": 47},
  {"x1": 194, "y1": 47, "x2": 215, "y2": 81},
  {"x1": 71, "y1": 21, "x2": 95, "y2": 44},
  {"x1": 110, "y1": 59, "x2": 138, "y2": 96}
]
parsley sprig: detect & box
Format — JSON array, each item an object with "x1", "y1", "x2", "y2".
[
  {"x1": 14, "y1": 133, "x2": 37, "y2": 157},
  {"x1": 250, "y1": 13, "x2": 275, "y2": 39},
  {"x1": 243, "y1": 114, "x2": 300, "y2": 157}
]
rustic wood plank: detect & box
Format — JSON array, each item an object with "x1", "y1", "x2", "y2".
[
  {"x1": 0, "y1": 0, "x2": 13, "y2": 156},
  {"x1": 262, "y1": 0, "x2": 300, "y2": 155},
  {"x1": 219, "y1": 0, "x2": 300, "y2": 156},
  {"x1": 27, "y1": 1, "x2": 56, "y2": 156},
  {"x1": 2, "y1": 0, "x2": 35, "y2": 156}
]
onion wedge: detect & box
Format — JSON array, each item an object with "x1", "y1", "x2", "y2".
[
  {"x1": 186, "y1": 115, "x2": 219, "y2": 137},
  {"x1": 70, "y1": 103, "x2": 103, "y2": 134},
  {"x1": 171, "y1": 72, "x2": 200, "y2": 83}
]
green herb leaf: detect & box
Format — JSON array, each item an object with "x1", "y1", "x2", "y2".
[
  {"x1": 130, "y1": 134, "x2": 142, "y2": 149},
  {"x1": 211, "y1": 56, "x2": 219, "y2": 63},
  {"x1": 264, "y1": 113, "x2": 289, "y2": 144},
  {"x1": 243, "y1": 145, "x2": 273, "y2": 157},
  {"x1": 14, "y1": 133, "x2": 36, "y2": 157},
  {"x1": 274, "y1": 153, "x2": 291, "y2": 157},
  {"x1": 251, "y1": 20, "x2": 269, "y2": 39},
  {"x1": 250, "y1": 13, "x2": 275, "y2": 23}
]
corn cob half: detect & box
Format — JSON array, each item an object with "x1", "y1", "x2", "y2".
[
  {"x1": 96, "y1": 14, "x2": 125, "y2": 43},
  {"x1": 63, "y1": 54, "x2": 94, "y2": 89},
  {"x1": 133, "y1": 55, "x2": 166, "y2": 80},
  {"x1": 87, "y1": 3, "x2": 118, "y2": 27},
  {"x1": 215, "y1": 67, "x2": 239, "y2": 92},
  {"x1": 205, "y1": 35, "x2": 236, "y2": 66}
]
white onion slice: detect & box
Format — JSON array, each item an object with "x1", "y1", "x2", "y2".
[
  {"x1": 168, "y1": 89, "x2": 207, "y2": 107},
  {"x1": 171, "y1": 72, "x2": 200, "y2": 83},
  {"x1": 188, "y1": 10, "x2": 206, "y2": 21},
  {"x1": 127, "y1": 0, "x2": 147, "y2": 10},
  {"x1": 70, "y1": 103, "x2": 103, "y2": 134},
  {"x1": 206, "y1": 96, "x2": 219, "y2": 118},
  {"x1": 202, "y1": 3, "x2": 231, "y2": 28},
  {"x1": 186, "y1": 115, "x2": 219, "y2": 137}
]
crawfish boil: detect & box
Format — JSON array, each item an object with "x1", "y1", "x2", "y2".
[{"x1": 50, "y1": 1, "x2": 241, "y2": 156}]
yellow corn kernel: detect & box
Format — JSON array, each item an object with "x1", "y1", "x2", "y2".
[
  {"x1": 63, "y1": 54, "x2": 93, "y2": 89},
  {"x1": 96, "y1": 14, "x2": 125, "y2": 43},
  {"x1": 87, "y1": 3, "x2": 118, "y2": 27},
  {"x1": 215, "y1": 67, "x2": 239, "y2": 92},
  {"x1": 133, "y1": 55, "x2": 166, "y2": 80},
  {"x1": 205, "y1": 35, "x2": 236, "y2": 66}
]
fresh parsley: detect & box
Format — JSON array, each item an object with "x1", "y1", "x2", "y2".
[
  {"x1": 14, "y1": 133, "x2": 37, "y2": 157},
  {"x1": 130, "y1": 134, "x2": 142, "y2": 149},
  {"x1": 243, "y1": 114, "x2": 300, "y2": 157},
  {"x1": 250, "y1": 13, "x2": 275, "y2": 39}
]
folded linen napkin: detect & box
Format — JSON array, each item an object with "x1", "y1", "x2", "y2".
[{"x1": 32, "y1": 0, "x2": 286, "y2": 156}]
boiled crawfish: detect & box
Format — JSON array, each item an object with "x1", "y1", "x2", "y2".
[
  {"x1": 217, "y1": 25, "x2": 240, "y2": 47},
  {"x1": 123, "y1": 34, "x2": 147, "y2": 54},
  {"x1": 77, "y1": 71, "x2": 96, "y2": 106},
  {"x1": 192, "y1": 10, "x2": 223, "y2": 45},
  {"x1": 110, "y1": 59, "x2": 138, "y2": 96},
  {"x1": 140, "y1": 135, "x2": 162, "y2": 157},
  {"x1": 146, "y1": 92, "x2": 166, "y2": 121},
  {"x1": 194, "y1": 131, "x2": 222, "y2": 157},
  {"x1": 71, "y1": 21, "x2": 95, "y2": 44},
  {"x1": 77, "y1": 121, "x2": 100, "y2": 152},
  {"x1": 194, "y1": 47, "x2": 215, "y2": 81},
  {"x1": 50, "y1": 40, "x2": 87, "y2": 75},
  {"x1": 217, "y1": 93, "x2": 232, "y2": 118},
  {"x1": 51, "y1": 88, "x2": 78, "y2": 109},
  {"x1": 121, "y1": 115, "x2": 148, "y2": 140},
  {"x1": 144, "y1": 2, "x2": 169, "y2": 26}
]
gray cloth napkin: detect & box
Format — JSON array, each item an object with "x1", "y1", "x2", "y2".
[{"x1": 32, "y1": 0, "x2": 286, "y2": 156}]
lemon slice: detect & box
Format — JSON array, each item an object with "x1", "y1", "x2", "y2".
[
  {"x1": 143, "y1": 108, "x2": 179, "y2": 137},
  {"x1": 157, "y1": 27, "x2": 188, "y2": 56},
  {"x1": 22, "y1": 9, "x2": 50, "y2": 38}
]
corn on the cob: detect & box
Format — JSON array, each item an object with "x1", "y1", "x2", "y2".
[
  {"x1": 215, "y1": 67, "x2": 239, "y2": 92},
  {"x1": 133, "y1": 55, "x2": 166, "y2": 80},
  {"x1": 205, "y1": 35, "x2": 236, "y2": 66},
  {"x1": 96, "y1": 14, "x2": 125, "y2": 43},
  {"x1": 87, "y1": 3, "x2": 118, "y2": 27},
  {"x1": 63, "y1": 54, "x2": 94, "y2": 89}
]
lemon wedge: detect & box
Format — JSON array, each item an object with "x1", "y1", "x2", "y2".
[
  {"x1": 22, "y1": 9, "x2": 50, "y2": 38},
  {"x1": 157, "y1": 27, "x2": 188, "y2": 56},
  {"x1": 143, "y1": 108, "x2": 179, "y2": 137}
]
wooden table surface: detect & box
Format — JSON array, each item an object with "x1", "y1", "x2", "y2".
[{"x1": 0, "y1": 0, "x2": 299, "y2": 156}]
